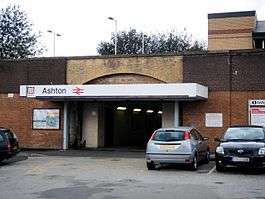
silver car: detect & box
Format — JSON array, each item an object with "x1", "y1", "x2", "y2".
[{"x1": 146, "y1": 127, "x2": 210, "y2": 170}]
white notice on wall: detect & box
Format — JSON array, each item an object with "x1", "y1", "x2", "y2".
[
  {"x1": 205, "y1": 113, "x2": 223, "y2": 127},
  {"x1": 250, "y1": 107, "x2": 265, "y2": 126}
]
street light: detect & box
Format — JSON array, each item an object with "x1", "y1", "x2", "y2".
[
  {"x1": 47, "y1": 30, "x2": 62, "y2": 56},
  {"x1": 142, "y1": 33, "x2": 147, "y2": 54},
  {"x1": 108, "y1": 17, "x2": 117, "y2": 55}
]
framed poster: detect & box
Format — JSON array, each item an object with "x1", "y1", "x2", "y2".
[
  {"x1": 205, "y1": 113, "x2": 223, "y2": 127},
  {"x1": 249, "y1": 100, "x2": 265, "y2": 127},
  {"x1": 32, "y1": 109, "x2": 60, "y2": 130}
]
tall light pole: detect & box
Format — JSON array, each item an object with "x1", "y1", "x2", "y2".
[
  {"x1": 47, "y1": 30, "x2": 62, "y2": 56},
  {"x1": 142, "y1": 33, "x2": 147, "y2": 54},
  {"x1": 108, "y1": 17, "x2": 117, "y2": 55}
]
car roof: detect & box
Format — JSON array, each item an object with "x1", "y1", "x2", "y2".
[
  {"x1": 155, "y1": 126, "x2": 194, "y2": 131},
  {"x1": 0, "y1": 127, "x2": 11, "y2": 133},
  {"x1": 230, "y1": 125, "x2": 264, "y2": 128}
]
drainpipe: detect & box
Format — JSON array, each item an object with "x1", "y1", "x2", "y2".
[{"x1": 228, "y1": 51, "x2": 232, "y2": 126}]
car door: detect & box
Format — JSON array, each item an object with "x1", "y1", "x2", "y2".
[
  {"x1": 192, "y1": 129, "x2": 204, "y2": 161},
  {"x1": 190, "y1": 130, "x2": 200, "y2": 157},
  {"x1": 195, "y1": 130, "x2": 207, "y2": 160},
  {"x1": 0, "y1": 133, "x2": 6, "y2": 159},
  {"x1": 6, "y1": 131, "x2": 19, "y2": 152}
]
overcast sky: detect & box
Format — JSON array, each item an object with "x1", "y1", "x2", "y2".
[{"x1": 1, "y1": 0, "x2": 265, "y2": 57}]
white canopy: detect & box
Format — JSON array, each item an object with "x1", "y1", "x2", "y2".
[{"x1": 20, "y1": 83, "x2": 208, "y2": 101}]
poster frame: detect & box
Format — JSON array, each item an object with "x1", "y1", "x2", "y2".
[{"x1": 32, "y1": 108, "x2": 61, "y2": 130}]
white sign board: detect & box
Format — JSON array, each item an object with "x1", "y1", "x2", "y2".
[
  {"x1": 205, "y1": 113, "x2": 223, "y2": 127},
  {"x1": 249, "y1": 100, "x2": 265, "y2": 127},
  {"x1": 19, "y1": 83, "x2": 208, "y2": 100}
]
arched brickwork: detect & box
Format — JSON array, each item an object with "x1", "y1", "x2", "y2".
[
  {"x1": 67, "y1": 55, "x2": 183, "y2": 84},
  {"x1": 84, "y1": 73, "x2": 165, "y2": 84}
]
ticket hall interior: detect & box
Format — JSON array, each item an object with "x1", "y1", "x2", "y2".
[{"x1": 67, "y1": 101, "x2": 183, "y2": 149}]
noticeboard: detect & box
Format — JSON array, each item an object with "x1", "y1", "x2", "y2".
[
  {"x1": 249, "y1": 100, "x2": 265, "y2": 127},
  {"x1": 205, "y1": 113, "x2": 223, "y2": 127},
  {"x1": 32, "y1": 109, "x2": 60, "y2": 130}
]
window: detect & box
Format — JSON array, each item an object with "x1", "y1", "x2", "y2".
[
  {"x1": 4, "y1": 131, "x2": 12, "y2": 139},
  {"x1": 190, "y1": 130, "x2": 199, "y2": 141},
  {"x1": 254, "y1": 39, "x2": 265, "y2": 49},
  {"x1": 224, "y1": 127, "x2": 265, "y2": 141},
  {"x1": 194, "y1": 130, "x2": 204, "y2": 141},
  {"x1": 153, "y1": 130, "x2": 185, "y2": 141}
]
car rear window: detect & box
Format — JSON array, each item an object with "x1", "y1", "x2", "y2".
[
  {"x1": 153, "y1": 130, "x2": 185, "y2": 141},
  {"x1": 0, "y1": 134, "x2": 4, "y2": 142},
  {"x1": 224, "y1": 127, "x2": 265, "y2": 141},
  {"x1": 4, "y1": 131, "x2": 13, "y2": 139}
]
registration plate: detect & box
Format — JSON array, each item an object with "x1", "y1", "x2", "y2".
[
  {"x1": 159, "y1": 145, "x2": 178, "y2": 150},
  {"x1": 232, "y1": 157, "x2": 250, "y2": 162}
]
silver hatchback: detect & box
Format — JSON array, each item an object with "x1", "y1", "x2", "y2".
[{"x1": 146, "y1": 127, "x2": 210, "y2": 170}]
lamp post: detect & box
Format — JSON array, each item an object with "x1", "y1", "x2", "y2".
[
  {"x1": 142, "y1": 33, "x2": 147, "y2": 54},
  {"x1": 108, "y1": 17, "x2": 117, "y2": 55},
  {"x1": 47, "y1": 30, "x2": 62, "y2": 56}
]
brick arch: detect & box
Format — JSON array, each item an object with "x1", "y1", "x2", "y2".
[
  {"x1": 67, "y1": 56, "x2": 183, "y2": 84},
  {"x1": 84, "y1": 73, "x2": 165, "y2": 84}
]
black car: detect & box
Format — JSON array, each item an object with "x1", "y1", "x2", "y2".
[
  {"x1": 0, "y1": 128, "x2": 19, "y2": 162},
  {"x1": 215, "y1": 125, "x2": 265, "y2": 171}
]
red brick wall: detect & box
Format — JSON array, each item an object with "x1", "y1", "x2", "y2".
[
  {"x1": 183, "y1": 91, "x2": 265, "y2": 151},
  {"x1": 0, "y1": 94, "x2": 63, "y2": 149},
  {"x1": 183, "y1": 91, "x2": 230, "y2": 151},
  {"x1": 231, "y1": 91, "x2": 265, "y2": 125}
]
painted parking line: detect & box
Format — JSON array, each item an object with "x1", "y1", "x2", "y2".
[{"x1": 207, "y1": 165, "x2": 216, "y2": 175}]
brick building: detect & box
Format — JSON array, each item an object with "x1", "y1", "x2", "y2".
[
  {"x1": 1, "y1": 11, "x2": 265, "y2": 151},
  {"x1": 208, "y1": 11, "x2": 265, "y2": 50}
]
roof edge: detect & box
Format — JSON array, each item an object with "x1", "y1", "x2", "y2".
[{"x1": 208, "y1": 11, "x2": 256, "y2": 19}]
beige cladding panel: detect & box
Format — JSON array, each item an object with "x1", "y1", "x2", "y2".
[
  {"x1": 162, "y1": 102, "x2": 175, "y2": 128},
  {"x1": 208, "y1": 37, "x2": 253, "y2": 50},
  {"x1": 208, "y1": 16, "x2": 256, "y2": 30},
  {"x1": 82, "y1": 103, "x2": 99, "y2": 148},
  {"x1": 67, "y1": 56, "x2": 183, "y2": 84}
]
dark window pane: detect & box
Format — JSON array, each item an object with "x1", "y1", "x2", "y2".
[
  {"x1": 0, "y1": 134, "x2": 4, "y2": 142},
  {"x1": 224, "y1": 127, "x2": 265, "y2": 140},
  {"x1": 153, "y1": 130, "x2": 185, "y2": 141}
]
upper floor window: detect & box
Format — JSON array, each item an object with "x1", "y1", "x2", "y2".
[{"x1": 254, "y1": 39, "x2": 265, "y2": 49}]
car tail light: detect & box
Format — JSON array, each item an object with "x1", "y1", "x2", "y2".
[
  {"x1": 183, "y1": 131, "x2": 190, "y2": 140},
  {"x1": 7, "y1": 142, "x2": 11, "y2": 152}
]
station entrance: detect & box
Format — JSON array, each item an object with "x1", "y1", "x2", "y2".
[
  {"x1": 103, "y1": 102, "x2": 162, "y2": 148},
  {"x1": 68, "y1": 101, "x2": 164, "y2": 149},
  {"x1": 20, "y1": 83, "x2": 208, "y2": 150}
]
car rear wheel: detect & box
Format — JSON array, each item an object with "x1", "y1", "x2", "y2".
[
  {"x1": 190, "y1": 155, "x2": 198, "y2": 171},
  {"x1": 204, "y1": 150, "x2": 210, "y2": 164},
  {"x1": 147, "y1": 162, "x2": 156, "y2": 170}
]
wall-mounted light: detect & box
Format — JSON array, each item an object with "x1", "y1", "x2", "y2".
[
  {"x1": 146, "y1": 110, "x2": 154, "y2": 113},
  {"x1": 158, "y1": 111, "x2": 163, "y2": 114},
  {"x1": 133, "y1": 108, "x2": 142, "y2": 112},
  {"x1": 117, "y1": 106, "x2": 127, "y2": 111}
]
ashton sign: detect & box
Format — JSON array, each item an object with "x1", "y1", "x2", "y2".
[
  {"x1": 21, "y1": 85, "x2": 86, "y2": 98},
  {"x1": 42, "y1": 88, "x2": 67, "y2": 95},
  {"x1": 20, "y1": 83, "x2": 208, "y2": 100}
]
